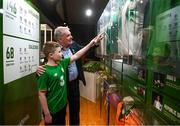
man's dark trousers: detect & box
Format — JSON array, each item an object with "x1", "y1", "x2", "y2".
[{"x1": 68, "y1": 79, "x2": 80, "y2": 125}]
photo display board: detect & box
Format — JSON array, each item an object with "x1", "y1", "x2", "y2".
[{"x1": 3, "y1": 0, "x2": 39, "y2": 84}]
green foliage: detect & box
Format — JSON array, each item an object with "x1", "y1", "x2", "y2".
[{"x1": 83, "y1": 61, "x2": 104, "y2": 72}]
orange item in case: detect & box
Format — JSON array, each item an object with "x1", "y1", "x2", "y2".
[
  {"x1": 115, "y1": 102, "x2": 142, "y2": 125},
  {"x1": 115, "y1": 102, "x2": 123, "y2": 125}
]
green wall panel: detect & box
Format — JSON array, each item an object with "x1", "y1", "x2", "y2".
[
  {"x1": 3, "y1": 74, "x2": 38, "y2": 102},
  {"x1": 0, "y1": 3, "x2": 4, "y2": 123},
  {"x1": 0, "y1": 0, "x2": 41, "y2": 124}
]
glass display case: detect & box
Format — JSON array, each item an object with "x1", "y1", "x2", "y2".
[{"x1": 97, "y1": 0, "x2": 180, "y2": 124}]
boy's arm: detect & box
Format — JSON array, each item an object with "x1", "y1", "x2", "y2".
[
  {"x1": 70, "y1": 33, "x2": 104, "y2": 64},
  {"x1": 39, "y1": 91, "x2": 52, "y2": 124}
]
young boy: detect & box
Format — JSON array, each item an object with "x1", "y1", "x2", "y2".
[{"x1": 37, "y1": 34, "x2": 104, "y2": 125}]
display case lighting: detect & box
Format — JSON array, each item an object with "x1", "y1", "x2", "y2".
[
  {"x1": 104, "y1": 11, "x2": 109, "y2": 17},
  {"x1": 0, "y1": 9, "x2": 3, "y2": 14},
  {"x1": 113, "y1": 59, "x2": 123, "y2": 62}
]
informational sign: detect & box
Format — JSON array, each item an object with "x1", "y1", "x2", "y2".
[
  {"x1": 156, "y1": 5, "x2": 180, "y2": 42},
  {"x1": 3, "y1": 0, "x2": 39, "y2": 41},
  {"x1": 3, "y1": 0, "x2": 39, "y2": 84},
  {"x1": 3, "y1": 36, "x2": 39, "y2": 84}
]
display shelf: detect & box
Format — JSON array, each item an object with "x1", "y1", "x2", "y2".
[
  {"x1": 152, "y1": 72, "x2": 180, "y2": 101},
  {"x1": 123, "y1": 82, "x2": 145, "y2": 103},
  {"x1": 122, "y1": 65, "x2": 146, "y2": 85},
  {"x1": 40, "y1": 24, "x2": 52, "y2": 42},
  {"x1": 96, "y1": 54, "x2": 123, "y2": 60},
  {"x1": 40, "y1": 24, "x2": 52, "y2": 50}
]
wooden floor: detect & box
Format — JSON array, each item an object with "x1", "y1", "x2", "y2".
[
  {"x1": 39, "y1": 96, "x2": 111, "y2": 125},
  {"x1": 66, "y1": 97, "x2": 108, "y2": 125}
]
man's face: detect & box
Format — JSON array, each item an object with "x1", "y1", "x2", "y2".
[{"x1": 60, "y1": 29, "x2": 73, "y2": 48}]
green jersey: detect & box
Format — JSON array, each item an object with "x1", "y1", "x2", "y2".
[{"x1": 37, "y1": 58, "x2": 70, "y2": 114}]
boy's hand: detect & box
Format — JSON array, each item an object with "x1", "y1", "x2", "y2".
[
  {"x1": 36, "y1": 65, "x2": 46, "y2": 76},
  {"x1": 44, "y1": 113, "x2": 52, "y2": 124},
  {"x1": 97, "y1": 32, "x2": 105, "y2": 41},
  {"x1": 91, "y1": 32, "x2": 105, "y2": 46}
]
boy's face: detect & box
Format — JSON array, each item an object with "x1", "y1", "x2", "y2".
[{"x1": 51, "y1": 47, "x2": 63, "y2": 61}]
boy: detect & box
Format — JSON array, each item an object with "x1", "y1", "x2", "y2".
[{"x1": 37, "y1": 33, "x2": 104, "y2": 125}]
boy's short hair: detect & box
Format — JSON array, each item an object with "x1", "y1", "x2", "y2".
[{"x1": 43, "y1": 41, "x2": 60, "y2": 58}]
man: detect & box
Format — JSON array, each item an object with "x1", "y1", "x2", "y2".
[{"x1": 37, "y1": 26, "x2": 103, "y2": 125}]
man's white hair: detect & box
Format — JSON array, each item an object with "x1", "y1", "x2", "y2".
[{"x1": 54, "y1": 26, "x2": 69, "y2": 41}]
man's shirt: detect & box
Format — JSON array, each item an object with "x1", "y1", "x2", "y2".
[{"x1": 62, "y1": 48, "x2": 78, "y2": 81}]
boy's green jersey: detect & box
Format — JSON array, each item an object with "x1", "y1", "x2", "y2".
[{"x1": 37, "y1": 58, "x2": 70, "y2": 114}]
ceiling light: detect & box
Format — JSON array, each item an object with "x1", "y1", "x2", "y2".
[{"x1": 86, "y1": 9, "x2": 92, "y2": 17}]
